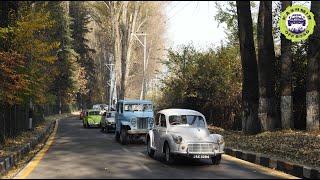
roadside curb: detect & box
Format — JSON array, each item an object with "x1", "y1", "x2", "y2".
[
  {"x1": 224, "y1": 147, "x2": 320, "y2": 179},
  {"x1": 0, "y1": 120, "x2": 56, "y2": 176}
]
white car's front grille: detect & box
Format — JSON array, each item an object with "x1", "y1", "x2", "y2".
[
  {"x1": 137, "y1": 118, "x2": 148, "y2": 129},
  {"x1": 188, "y1": 143, "x2": 213, "y2": 153}
]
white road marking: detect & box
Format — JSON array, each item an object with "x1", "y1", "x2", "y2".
[
  {"x1": 139, "y1": 163, "x2": 152, "y2": 173},
  {"x1": 121, "y1": 147, "x2": 130, "y2": 153}
]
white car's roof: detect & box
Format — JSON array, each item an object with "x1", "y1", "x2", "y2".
[{"x1": 158, "y1": 109, "x2": 205, "y2": 117}]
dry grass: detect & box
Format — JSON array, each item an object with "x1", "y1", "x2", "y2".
[
  {"x1": 0, "y1": 113, "x2": 71, "y2": 158},
  {"x1": 208, "y1": 125, "x2": 320, "y2": 169}
]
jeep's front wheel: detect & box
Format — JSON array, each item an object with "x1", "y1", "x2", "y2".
[
  {"x1": 120, "y1": 128, "x2": 128, "y2": 145},
  {"x1": 147, "y1": 137, "x2": 155, "y2": 158}
]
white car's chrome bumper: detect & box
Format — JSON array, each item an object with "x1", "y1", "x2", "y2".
[{"x1": 171, "y1": 150, "x2": 224, "y2": 155}]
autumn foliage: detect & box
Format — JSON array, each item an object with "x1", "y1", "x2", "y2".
[{"x1": 0, "y1": 52, "x2": 28, "y2": 104}]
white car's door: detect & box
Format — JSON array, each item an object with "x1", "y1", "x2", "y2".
[
  {"x1": 158, "y1": 114, "x2": 167, "y2": 150},
  {"x1": 152, "y1": 113, "x2": 161, "y2": 150}
]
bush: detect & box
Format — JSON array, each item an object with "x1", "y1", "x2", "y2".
[{"x1": 158, "y1": 44, "x2": 242, "y2": 130}]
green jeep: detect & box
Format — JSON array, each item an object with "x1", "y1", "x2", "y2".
[{"x1": 83, "y1": 110, "x2": 102, "y2": 128}]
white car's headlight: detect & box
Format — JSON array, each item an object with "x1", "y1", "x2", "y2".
[
  {"x1": 217, "y1": 137, "x2": 224, "y2": 145},
  {"x1": 172, "y1": 135, "x2": 183, "y2": 144},
  {"x1": 131, "y1": 118, "x2": 137, "y2": 127}
]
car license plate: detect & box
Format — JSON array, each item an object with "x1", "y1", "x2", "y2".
[{"x1": 193, "y1": 155, "x2": 210, "y2": 159}]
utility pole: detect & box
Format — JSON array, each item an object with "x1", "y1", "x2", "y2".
[
  {"x1": 105, "y1": 56, "x2": 115, "y2": 111},
  {"x1": 133, "y1": 32, "x2": 147, "y2": 100}
]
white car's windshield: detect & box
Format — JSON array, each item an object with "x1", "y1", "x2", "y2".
[
  {"x1": 107, "y1": 112, "x2": 116, "y2": 118},
  {"x1": 124, "y1": 104, "x2": 153, "y2": 112},
  {"x1": 169, "y1": 115, "x2": 206, "y2": 128}
]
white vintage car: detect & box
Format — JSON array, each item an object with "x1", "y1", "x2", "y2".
[{"x1": 147, "y1": 109, "x2": 225, "y2": 165}]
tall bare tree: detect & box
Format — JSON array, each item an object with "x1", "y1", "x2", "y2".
[
  {"x1": 118, "y1": 2, "x2": 140, "y2": 99},
  {"x1": 280, "y1": 1, "x2": 293, "y2": 130},
  {"x1": 125, "y1": 2, "x2": 167, "y2": 99},
  {"x1": 306, "y1": 1, "x2": 320, "y2": 131},
  {"x1": 257, "y1": 1, "x2": 276, "y2": 131},
  {"x1": 236, "y1": 1, "x2": 260, "y2": 134}
]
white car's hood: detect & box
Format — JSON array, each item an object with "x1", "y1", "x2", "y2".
[{"x1": 168, "y1": 126, "x2": 213, "y2": 142}]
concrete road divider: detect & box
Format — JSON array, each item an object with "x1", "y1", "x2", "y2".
[
  {"x1": 0, "y1": 120, "x2": 56, "y2": 176},
  {"x1": 224, "y1": 147, "x2": 320, "y2": 179}
]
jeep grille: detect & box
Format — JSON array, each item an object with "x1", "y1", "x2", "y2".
[{"x1": 137, "y1": 118, "x2": 148, "y2": 129}]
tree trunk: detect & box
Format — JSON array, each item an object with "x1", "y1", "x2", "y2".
[
  {"x1": 306, "y1": 1, "x2": 320, "y2": 131},
  {"x1": 120, "y1": 23, "x2": 128, "y2": 100},
  {"x1": 236, "y1": 1, "x2": 260, "y2": 134},
  {"x1": 280, "y1": 1, "x2": 293, "y2": 130},
  {"x1": 257, "y1": 1, "x2": 276, "y2": 131}
]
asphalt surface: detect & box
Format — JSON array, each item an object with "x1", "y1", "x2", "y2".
[{"x1": 16, "y1": 116, "x2": 297, "y2": 179}]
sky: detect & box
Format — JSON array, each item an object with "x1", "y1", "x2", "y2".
[
  {"x1": 164, "y1": 1, "x2": 311, "y2": 51},
  {"x1": 165, "y1": 1, "x2": 227, "y2": 51}
]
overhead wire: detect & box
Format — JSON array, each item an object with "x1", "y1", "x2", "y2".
[{"x1": 165, "y1": 1, "x2": 193, "y2": 23}]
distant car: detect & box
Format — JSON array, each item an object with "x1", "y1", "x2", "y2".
[
  {"x1": 101, "y1": 111, "x2": 116, "y2": 133},
  {"x1": 80, "y1": 109, "x2": 87, "y2": 120},
  {"x1": 83, "y1": 110, "x2": 102, "y2": 128},
  {"x1": 147, "y1": 109, "x2": 225, "y2": 165},
  {"x1": 93, "y1": 104, "x2": 108, "y2": 115},
  {"x1": 115, "y1": 99, "x2": 154, "y2": 145}
]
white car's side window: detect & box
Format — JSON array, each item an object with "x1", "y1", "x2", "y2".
[
  {"x1": 160, "y1": 114, "x2": 166, "y2": 127},
  {"x1": 155, "y1": 113, "x2": 160, "y2": 127}
]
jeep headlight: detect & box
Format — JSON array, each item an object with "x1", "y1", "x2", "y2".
[
  {"x1": 131, "y1": 118, "x2": 137, "y2": 127},
  {"x1": 172, "y1": 135, "x2": 183, "y2": 144}
]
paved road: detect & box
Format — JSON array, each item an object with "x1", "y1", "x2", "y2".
[{"x1": 15, "y1": 116, "x2": 297, "y2": 179}]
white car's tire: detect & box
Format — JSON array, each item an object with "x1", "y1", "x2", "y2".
[
  {"x1": 211, "y1": 154, "x2": 221, "y2": 165},
  {"x1": 164, "y1": 143, "x2": 174, "y2": 164},
  {"x1": 147, "y1": 137, "x2": 155, "y2": 158},
  {"x1": 105, "y1": 126, "x2": 109, "y2": 134}
]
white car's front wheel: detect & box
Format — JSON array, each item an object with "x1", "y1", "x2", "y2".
[
  {"x1": 211, "y1": 154, "x2": 222, "y2": 165},
  {"x1": 147, "y1": 137, "x2": 155, "y2": 158},
  {"x1": 164, "y1": 143, "x2": 174, "y2": 164}
]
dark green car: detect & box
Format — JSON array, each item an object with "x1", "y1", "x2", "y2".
[{"x1": 83, "y1": 110, "x2": 102, "y2": 128}]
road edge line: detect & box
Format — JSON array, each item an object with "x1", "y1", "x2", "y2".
[{"x1": 15, "y1": 119, "x2": 59, "y2": 179}]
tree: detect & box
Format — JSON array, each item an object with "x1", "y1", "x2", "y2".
[
  {"x1": 159, "y1": 44, "x2": 242, "y2": 129},
  {"x1": 47, "y1": 1, "x2": 81, "y2": 113},
  {"x1": 257, "y1": 1, "x2": 277, "y2": 131},
  {"x1": 306, "y1": 1, "x2": 320, "y2": 131},
  {"x1": 236, "y1": 1, "x2": 260, "y2": 134},
  {"x1": 0, "y1": 1, "x2": 19, "y2": 51},
  {"x1": 0, "y1": 2, "x2": 59, "y2": 104},
  {"x1": 280, "y1": 1, "x2": 293, "y2": 130},
  {"x1": 70, "y1": 1, "x2": 95, "y2": 108}
]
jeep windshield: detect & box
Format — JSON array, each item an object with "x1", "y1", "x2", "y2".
[
  {"x1": 169, "y1": 115, "x2": 206, "y2": 128},
  {"x1": 123, "y1": 104, "x2": 153, "y2": 112}
]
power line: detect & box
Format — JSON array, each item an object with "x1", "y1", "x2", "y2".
[
  {"x1": 193, "y1": 1, "x2": 199, "y2": 15},
  {"x1": 166, "y1": 1, "x2": 193, "y2": 22},
  {"x1": 166, "y1": 1, "x2": 181, "y2": 15}
]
